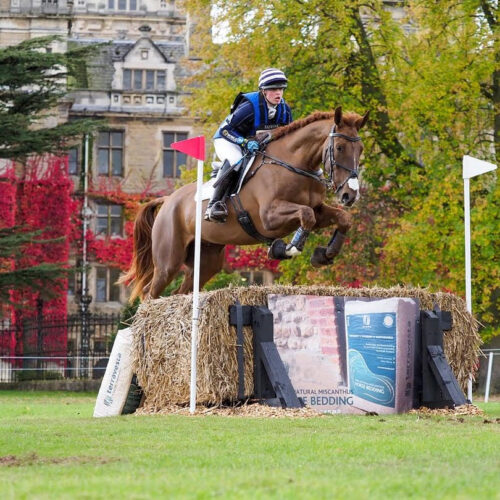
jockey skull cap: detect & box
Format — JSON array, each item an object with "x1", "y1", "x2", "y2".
[{"x1": 258, "y1": 68, "x2": 288, "y2": 89}]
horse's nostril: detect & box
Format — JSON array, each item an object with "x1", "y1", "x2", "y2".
[{"x1": 341, "y1": 193, "x2": 350, "y2": 205}]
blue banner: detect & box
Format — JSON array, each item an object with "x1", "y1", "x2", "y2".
[{"x1": 346, "y1": 312, "x2": 397, "y2": 407}]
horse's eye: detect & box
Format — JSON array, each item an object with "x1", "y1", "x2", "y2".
[{"x1": 336, "y1": 145, "x2": 343, "y2": 152}]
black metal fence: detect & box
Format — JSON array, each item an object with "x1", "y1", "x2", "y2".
[{"x1": 0, "y1": 312, "x2": 121, "y2": 382}]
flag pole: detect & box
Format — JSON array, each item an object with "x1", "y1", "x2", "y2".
[
  {"x1": 462, "y1": 155, "x2": 497, "y2": 403},
  {"x1": 170, "y1": 135, "x2": 206, "y2": 415},
  {"x1": 190, "y1": 156, "x2": 204, "y2": 414},
  {"x1": 463, "y1": 174, "x2": 473, "y2": 402}
]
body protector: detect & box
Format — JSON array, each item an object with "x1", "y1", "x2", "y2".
[{"x1": 214, "y1": 92, "x2": 292, "y2": 145}]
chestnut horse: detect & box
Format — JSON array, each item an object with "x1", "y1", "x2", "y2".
[{"x1": 122, "y1": 107, "x2": 368, "y2": 300}]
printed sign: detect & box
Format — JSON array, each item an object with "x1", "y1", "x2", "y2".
[
  {"x1": 268, "y1": 295, "x2": 418, "y2": 414},
  {"x1": 346, "y1": 312, "x2": 397, "y2": 407}
]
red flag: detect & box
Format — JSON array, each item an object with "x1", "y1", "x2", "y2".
[{"x1": 171, "y1": 136, "x2": 205, "y2": 161}]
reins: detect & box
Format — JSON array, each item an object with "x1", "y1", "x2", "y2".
[
  {"x1": 250, "y1": 125, "x2": 361, "y2": 192},
  {"x1": 256, "y1": 152, "x2": 327, "y2": 184}
]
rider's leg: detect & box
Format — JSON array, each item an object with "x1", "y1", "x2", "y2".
[
  {"x1": 214, "y1": 138, "x2": 244, "y2": 166},
  {"x1": 204, "y1": 159, "x2": 239, "y2": 221},
  {"x1": 205, "y1": 140, "x2": 243, "y2": 222}
]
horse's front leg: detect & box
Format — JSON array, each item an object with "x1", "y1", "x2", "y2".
[
  {"x1": 261, "y1": 200, "x2": 316, "y2": 260},
  {"x1": 310, "y1": 203, "x2": 352, "y2": 267}
]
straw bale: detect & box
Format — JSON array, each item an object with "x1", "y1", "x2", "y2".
[{"x1": 131, "y1": 285, "x2": 481, "y2": 412}]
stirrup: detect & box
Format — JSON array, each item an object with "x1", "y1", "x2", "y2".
[{"x1": 205, "y1": 201, "x2": 228, "y2": 223}]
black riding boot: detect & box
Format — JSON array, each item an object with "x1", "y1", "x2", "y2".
[{"x1": 204, "y1": 160, "x2": 239, "y2": 223}]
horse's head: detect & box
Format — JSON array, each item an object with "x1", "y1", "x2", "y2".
[{"x1": 324, "y1": 107, "x2": 369, "y2": 207}]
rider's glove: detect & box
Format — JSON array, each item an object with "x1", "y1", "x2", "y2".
[{"x1": 244, "y1": 140, "x2": 259, "y2": 153}]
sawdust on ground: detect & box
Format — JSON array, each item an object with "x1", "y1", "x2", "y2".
[{"x1": 135, "y1": 402, "x2": 490, "y2": 419}]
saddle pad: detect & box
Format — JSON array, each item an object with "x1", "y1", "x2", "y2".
[{"x1": 194, "y1": 156, "x2": 256, "y2": 202}]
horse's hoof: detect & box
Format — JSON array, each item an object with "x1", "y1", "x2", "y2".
[
  {"x1": 268, "y1": 239, "x2": 292, "y2": 260},
  {"x1": 310, "y1": 246, "x2": 333, "y2": 267}
]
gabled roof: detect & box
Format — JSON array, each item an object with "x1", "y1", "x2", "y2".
[{"x1": 119, "y1": 37, "x2": 170, "y2": 63}]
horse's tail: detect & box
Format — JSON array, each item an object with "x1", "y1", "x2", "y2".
[{"x1": 119, "y1": 197, "x2": 165, "y2": 302}]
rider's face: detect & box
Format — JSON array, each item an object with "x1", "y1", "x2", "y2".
[{"x1": 263, "y1": 88, "x2": 284, "y2": 106}]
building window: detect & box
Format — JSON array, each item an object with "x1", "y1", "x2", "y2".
[
  {"x1": 123, "y1": 69, "x2": 167, "y2": 91},
  {"x1": 95, "y1": 203, "x2": 123, "y2": 236},
  {"x1": 68, "y1": 148, "x2": 79, "y2": 175},
  {"x1": 123, "y1": 69, "x2": 131, "y2": 89},
  {"x1": 98, "y1": 131, "x2": 123, "y2": 176},
  {"x1": 239, "y1": 271, "x2": 266, "y2": 285},
  {"x1": 163, "y1": 132, "x2": 188, "y2": 178},
  {"x1": 133, "y1": 70, "x2": 142, "y2": 90},
  {"x1": 107, "y1": 0, "x2": 136, "y2": 10},
  {"x1": 156, "y1": 71, "x2": 166, "y2": 90},
  {"x1": 146, "y1": 70, "x2": 154, "y2": 90},
  {"x1": 106, "y1": 0, "x2": 137, "y2": 10},
  {"x1": 67, "y1": 270, "x2": 76, "y2": 296},
  {"x1": 95, "y1": 267, "x2": 121, "y2": 303}
]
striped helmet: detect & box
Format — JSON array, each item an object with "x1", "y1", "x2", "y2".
[{"x1": 258, "y1": 68, "x2": 288, "y2": 89}]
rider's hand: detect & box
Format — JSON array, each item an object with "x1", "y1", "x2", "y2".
[{"x1": 245, "y1": 140, "x2": 259, "y2": 153}]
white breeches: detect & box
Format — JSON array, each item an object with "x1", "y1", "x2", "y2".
[{"x1": 214, "y1": 138, "x2": 244, "y2": 170}]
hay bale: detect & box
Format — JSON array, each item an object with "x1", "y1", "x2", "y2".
[{"x1": 131, "y1": 285, "x2": 481, "y2": 412}]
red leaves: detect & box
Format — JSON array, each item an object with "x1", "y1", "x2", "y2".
[
  {"x1": 86, "y1": 231, "x2": 133, "y2": 271},
  {"x1": 225, "y1": 245, "x2": 280, "y2": 272}
]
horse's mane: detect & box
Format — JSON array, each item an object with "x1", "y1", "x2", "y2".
[{"x1": 271, "y1": 110, "x2": 361, "y2": 141}]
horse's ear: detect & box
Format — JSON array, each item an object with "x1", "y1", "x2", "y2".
[
  {"x1": 334, "y1": 106, "x2": 343, "y2": 127},
  {"x1": 355, "y1": 111, "x2": 370, "y2": 130}
]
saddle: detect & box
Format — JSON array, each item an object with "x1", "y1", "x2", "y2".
[{"x1": 210, "y1": 131, "x2": 272, "y2": 191}]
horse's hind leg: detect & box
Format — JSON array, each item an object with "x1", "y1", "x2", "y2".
[
  {"x1": 177, "y1": 242, "x2": 226, "y2": 294},
  {"x1": 149, "y1": 265, "x2": 182, "y2": 299},
  {"x1": 148, "y1": 218, "x2": 190, "y2": 299}
]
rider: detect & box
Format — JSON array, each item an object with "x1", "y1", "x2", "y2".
[{"x1": 204, "y1": 68, "x2": 293, "y2": 222}]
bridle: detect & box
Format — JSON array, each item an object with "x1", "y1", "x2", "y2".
[
  {"x1": 247, "y1": 125, "x2": 362, "y2": 191},
  {"x1": 323, "y1": 125, "x2": 362, "y2": 193}
]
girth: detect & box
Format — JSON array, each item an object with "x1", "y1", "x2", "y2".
[{"x1": 229, "y1": 194, "x2": 274, "y2": 245}]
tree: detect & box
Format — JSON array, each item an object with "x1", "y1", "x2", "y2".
[
  {"x1": 0, "y1": 226, "x2": 68, "y2": 307},
  {"x1": 185, "y1": 0, "x2": 498, "y2": 337},
  {"x1": 0, "y1": 36, "x2": 100, "y2": 160}
]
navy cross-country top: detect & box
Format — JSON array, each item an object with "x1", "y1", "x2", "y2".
[{"x1": 214, "y1": 91, "x2": 293, "y2": 144}]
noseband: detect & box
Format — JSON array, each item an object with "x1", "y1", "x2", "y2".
[{"x1": 323, "y1": 126, "x2": 362, "y2": 193}]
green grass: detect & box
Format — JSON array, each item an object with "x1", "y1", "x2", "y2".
[{"x1": 0, "y1": 391, "x2": 499, "y2": 500}]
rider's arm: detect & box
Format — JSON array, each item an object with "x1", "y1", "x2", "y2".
[{"x1": 219, "y1": 101, "x2": 254, "y2": 146}]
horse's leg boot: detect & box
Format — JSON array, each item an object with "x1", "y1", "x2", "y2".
[
  {"x1": 205, "y1": 160, "x2": 237, "y2": 223},
  {"x1": 268, "y1": 239, "x2": 292, "y2": 260},
  {"x1": 310, "y1": 230, "x2": 346, "y2": 267},
  {"x1": 285, "y1": 227, "x2": 310, "y2": 257},
  {"x1": 310, "y1": 247, "x2": 332, "y2": 267},
  {"x1": 325, "y1": 230, "x2": 346, "y2": 259}
]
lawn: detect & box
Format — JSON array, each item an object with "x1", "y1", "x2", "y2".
[{"x1": 0, "y1": 391, "x2": 499, "y2": 500}]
